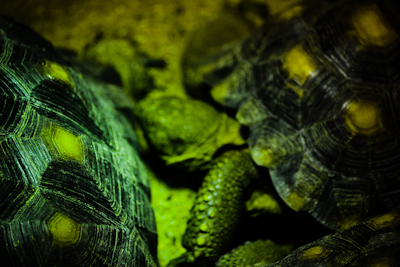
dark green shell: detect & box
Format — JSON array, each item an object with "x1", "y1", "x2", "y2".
[
  {"x1": 0, "y1": 16, "x2": 157, "y2": 266},
  {"x1": 185, "y1": 0, "x2": 400, "y2": 231},
  {"x1": 264, "y1": 210, "x2": 400, "y2": 266}
]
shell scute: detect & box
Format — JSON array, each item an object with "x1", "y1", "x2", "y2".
[{"x1": 0, "y1": 15, "x2": 157, "y2": 266}]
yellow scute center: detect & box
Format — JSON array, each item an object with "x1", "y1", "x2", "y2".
[
  {"x1": 351, "y1": 5, "x2": 398, "y2": 47},
  {"x1": 285, "y1": 191, "x2": 306, "y2": 212},
  {"x1": 344, "y1": 100, "x2": 383, "y2": 135},
  {"x1": 44, "y1": 61, "x2": 73, "y2": 86},
  {"x1": 372, "y1": 213, "x2": 396, "y2": 225},
  {"x1": 282, "y1": 45, "x2": 317, "y2": 85},
  {"x1": 251, "y1": 147, "x2": 275, "y2": 167},
  {"x1": 41, "y1": 125, "x2": 84, "y2": 162},
  {"x1": 54, "y1": 127, "x2": 84, "y2": 162},
  {"x1": 48, "y1": 212, "x2": 81, "y2": 247},
  {"x1": 300, "y1": 246, "x2": 329, "y2": 260},
  {"x1": 367, "y1": 212, "x2": 400, "y2": 230}
]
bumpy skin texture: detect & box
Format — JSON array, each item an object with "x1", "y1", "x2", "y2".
[
  {"x1": 136, "y1": 95, "x2": 292, "y2": 266},
  {"x1": 181, "y1": 150, "x2": 258, "y2": 263},
  {"x1": 216, "y1": 240, "x2": 293, "y2": 267},
  {"x1": 168, "y1": 0, "x2": 400, "y2": 265},
  {"x1": 0, "y1": 16, "x2": 157, "y2": 266},
  {"x1": 134, "y1": 93, "x2": 245, "y2": 171}
]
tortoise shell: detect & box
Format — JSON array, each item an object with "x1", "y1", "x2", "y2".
[
  {"x1": 184, "y1": 0, "x2": 400, "y2": 231},
  {"x1": 0, "y1": 16, "x2": 157, "y2": 266},
  {"x1": 216, "y1": 210, "x2": 400, "y2": 266}
]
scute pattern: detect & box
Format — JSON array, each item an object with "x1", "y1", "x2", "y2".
[
  {"x1": 0, "y1": 16, "x2": 157, "y2": 266},
  {"x1": 162, "y1": 0, "x2": 400, "y2": 265},
  {"x1": 193, "y1": 0, "x2": 400, "y2": 231},
  {"x1": 263, "y1": 210, "x2": 400, "y2": 267}
]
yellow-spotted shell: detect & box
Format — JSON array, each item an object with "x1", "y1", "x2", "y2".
[
  {"x1": 184, "y1": 0, "x2": 400, "y2": 231},
  {"x1": 0, "y1": 16, "x2": 157, "y2": 266}
]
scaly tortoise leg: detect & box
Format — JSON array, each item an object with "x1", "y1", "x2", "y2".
[{"x1": 168, "y1": 149, "x2": 291, "y2": 266}]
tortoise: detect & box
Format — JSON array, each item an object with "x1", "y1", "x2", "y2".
[
  {"x1": 0, "y1": 15, "x2": 158, "y2": 266},
  {"x1": 133, "y1": 0, "x2": 400, "y2": 266}
]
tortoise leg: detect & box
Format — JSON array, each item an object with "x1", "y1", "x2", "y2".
[
  {"x1": 216, "y1": 239, "x2": 293, "y2": 267},
  {"x1": 168, "y1": 149, "x2": 290, "y2": 266},
  {"x1": 185, "y1": 150, "x2": 256, "y2": 261},
  {"x1": 168, "y1": 149, "x2": 256, "y2": 266}
]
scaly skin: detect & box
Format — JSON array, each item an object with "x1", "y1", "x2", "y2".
[
  {"x1": 167, "y1": 149, "x2": 293, "y2": 267},
  {"x1": 216, "y1": 240, "x2": 294, "y2": 267},
  {"x1": 134, "y1": 92, "x2": 245, "y2": 171},
  {"x1": 178, "y1": 150, "x2": 258, "y2": 265},
  {"x1": 135, "y1": 93, "x2": 293, "y2": 266}
]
